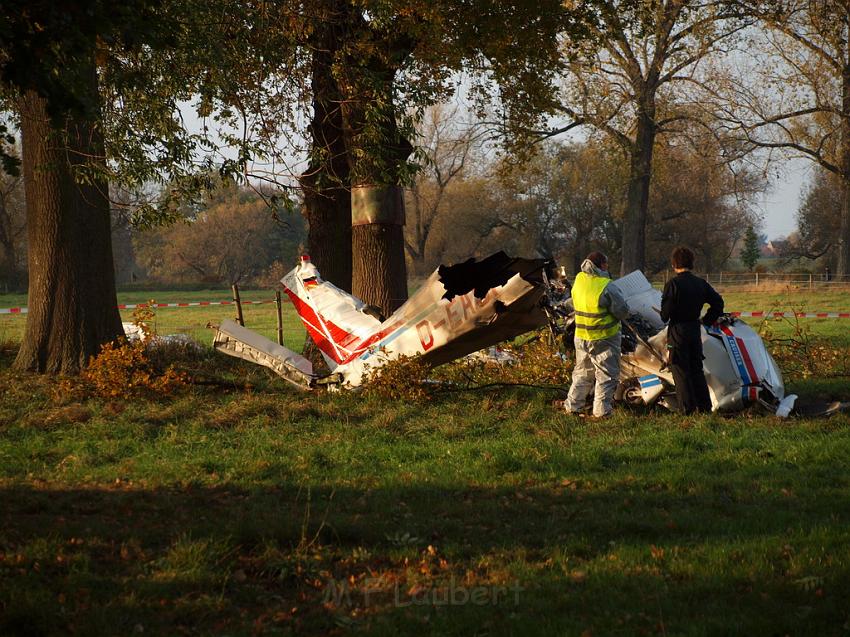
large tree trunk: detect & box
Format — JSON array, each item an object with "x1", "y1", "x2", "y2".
[
  {"x1": 341, "y1": 66, "x2": 413, "y2": 317},
  {"x1": 300, "y1": 0, "x2": 353, "y2": 291},
  {"x1": 351, "y1": 186, "x2": 408, "y2": 314},
  {"x1": 620, "y1": 101, "x2": 656, "y2": 276},
  {"x1": 14, "y1": 84, "x2": 123, "y2": 374},
  {"x1": 302, "y1": 188, "x2": 352, "y2": 290},
  {"x1": 839, "y1": 59, "x2": 850, "y2": 275}
]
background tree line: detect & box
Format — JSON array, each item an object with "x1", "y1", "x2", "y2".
[
  {"x1": 0, "y1": 102, "x2": 763, "y2": 291},
  {"x1": 0, "y1": 103, "x2": 831, "y2": 291},
  {"x1": 3, "y1": 0, "x2": 850, "y2": 373},
  {"x1": 404, "y1": 105, "x2": 764, "y2": 277}
]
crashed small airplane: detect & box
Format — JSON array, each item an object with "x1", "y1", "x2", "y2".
[
  {"x1": 214, "y1": 252, "x2": 550, "y2": 390},
  {"x1": 212, "y1": 252, "x2": 816, "y2": 416},
  {"x1": 599, "y1": 271, "x2": 798, "y2": 417}
]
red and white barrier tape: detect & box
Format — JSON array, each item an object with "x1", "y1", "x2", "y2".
[
  {"x1": 730, "y1": 311, "x2": 850, "y2": 319},
  {"x1": 0, "y1": 303, "x2": 847, "y2": 318},
  {"x1": 0, "y1": 299, "x2": 281, "y2": 315}
]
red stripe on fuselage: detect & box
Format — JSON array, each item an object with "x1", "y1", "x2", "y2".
[
  {"x1": 720, "y1": 325, "x2": 760, "y2": 385},
  {"x1": 732, "y1": 333, "x2": 760, "y2": 384},
  {"x1": 338, "y1": 321, "x2": 404, "y2": 364},
  {"x1": 283, "y1": 287, "x2": 360, "y2": 364},
  {"x1": 283, "y1": 283, "x2": 411, "y2": 366}
]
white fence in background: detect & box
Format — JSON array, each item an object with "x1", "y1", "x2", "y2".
[{"x1": 650, "y1": 272, "x2": 850, "y2": 289}]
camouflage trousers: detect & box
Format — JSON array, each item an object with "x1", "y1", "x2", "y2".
[{"x1": 565, "y1": 333, "x2": 621, "y2": 417}]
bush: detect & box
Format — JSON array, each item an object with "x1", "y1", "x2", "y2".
[
  {"x1": 758, "y1": 309, "x2": 850, "y2": 381},
  {"x1": 435, "y1": 331, "x2": 573, "y2": 389},
  {"x1": 362, "y1": 330, "x2": 573, "y2": 401},
  {"x1": 362, "y1": 353, "x2": 432, "y2": 401},
  {"x1": 80, "y1": 303, "x2": 188, "y2": 399}
]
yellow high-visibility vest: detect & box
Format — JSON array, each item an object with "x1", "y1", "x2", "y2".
[{"x1": 572, "y1": 272, "x2": 620, "y2": 341}]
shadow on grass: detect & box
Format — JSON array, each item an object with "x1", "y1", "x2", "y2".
[{"x1": 2, "y1": 480, "x2": 849, "y2": 636}]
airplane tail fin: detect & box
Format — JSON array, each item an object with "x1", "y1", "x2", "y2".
[{"x1": 281, "y1": 256, "x2": 381, "y2": 369}]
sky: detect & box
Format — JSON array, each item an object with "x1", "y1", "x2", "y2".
[{"x1": 757, "y1": 157, "x2": 811, "y2": 240}]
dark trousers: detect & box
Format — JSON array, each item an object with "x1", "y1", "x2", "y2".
[{"x1": 668, "y1": 322, "x2": 712, "y2": 414}]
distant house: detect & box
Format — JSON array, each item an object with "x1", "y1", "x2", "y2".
[{"x1": 761, "y1": 239, "x2": 789, "y2": 258}]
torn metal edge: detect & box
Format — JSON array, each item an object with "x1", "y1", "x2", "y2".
[{"x1": 212, "y1": 319, "x2": 317, "y2": 390}]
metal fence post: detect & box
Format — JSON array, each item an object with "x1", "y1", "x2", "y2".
[{"x1": 275, "y1": 290, "x2": 284, "y2": 345}]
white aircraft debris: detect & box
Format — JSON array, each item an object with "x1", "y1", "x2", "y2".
[
  {"x1": 213, "y1": 252, "x2": 550, "y2": 389},
  {"x1": 605, "y1": 271, "x2": 797, "y2": 417},
  {"x1": 212, "y1": 252, "x2": 844, "y2": 417}
]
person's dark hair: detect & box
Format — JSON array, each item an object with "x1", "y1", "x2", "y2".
[
  {"x1": 671, "y1": 246, "x2": 695, "y2": 270},
  {"x1": 586, "y1": 251, "x2": 608, "y2": 268}
]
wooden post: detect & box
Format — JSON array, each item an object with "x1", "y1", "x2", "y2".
[
  {"x1": 231, "y1": 283, "x2": 244, "y2": 326},
  {"x1": 719, "y1": 271, "x2": 723, "y2": 285},
  {"x1": 809, "y1": 272, "x2": 813, "y2": 290},
  {"x1": 755, "y1": 272, "x2": 759, "y2": 287},
  {"x1": 275, "y1": 289, "x2": 284, "y2": 346}
]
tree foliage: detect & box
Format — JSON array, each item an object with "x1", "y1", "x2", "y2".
[
  {"x1": 719, "y1": 0, "x2": 850, "y2": 273},
  {"x1": 788, "y1": 168, "x2": 843, "y2": 265},
  {"x1": 550, "y1": 0, "x2": 750, "y2": 274},
  {"x1": 404, "y1": 117, "x2": 764, "y2": 276},
  {"x1": 741, "y1": 225, "x2": 761, "y2": 271},
  {"x1": 645, "y1": 132, "x2": 764, "y2": 272},
  {"x1": 134, "y1": 184, "x2": 305, "y2": 286}
]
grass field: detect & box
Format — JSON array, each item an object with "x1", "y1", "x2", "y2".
[
  {"x1": 0, "y1": 289, "x2": 309, "y2": 350},
  {"x1": 1, "y1": 288, "x2": 849, "y2": 635},
  {"x1": 1, "y1": 286, "x2": 849, "y2": 348}
]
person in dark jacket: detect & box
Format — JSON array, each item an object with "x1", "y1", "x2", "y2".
[{"x1": 661, "y1": 246, "x2": 724, "y2": 414}]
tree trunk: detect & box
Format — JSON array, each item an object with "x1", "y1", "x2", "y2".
[
  {"x1": 341, "y1": 62, "x2": 413, "y2": 316},
  {"x1": 351, "y1": 184, "x2": 409, "y2": 316},
  {"x1": 14, "y1": 85, "x2": 123, "y2": 374},
  {"x1": 620, "y1": 101, "x2": 656, "y2": 276},
  {"x1": 299, "y1": 0, "x2": 353, "y2": 291},
  {"x1": 302, "y1": 189, "x2": 352, "y2": 290},
  {"x1": 839, "y1": 58, "x2": 850, "y2": 275}
]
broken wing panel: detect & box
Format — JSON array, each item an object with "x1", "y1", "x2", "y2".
[
  {"x1": 278, "y1": 252, "x2": 550, "y2": 388},
  {"x1": 608, "y1": 270, "x2": 664, "y2": 331},
  {"x1": 213, "y1": 319, "x2": 315, "y2": 390}
]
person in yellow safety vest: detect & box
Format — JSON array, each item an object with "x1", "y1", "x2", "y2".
[{"x1": 562, "y1": 251, "x2": 630, "y2": 418}]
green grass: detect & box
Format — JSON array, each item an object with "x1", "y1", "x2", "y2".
[
  {"x1": 1, "y1": 288, "x2": 849, "y2": 635},
  {"x1": 0, "y1": 289, "x2": 308, "y2": 350},
  {"x1": 2, "y1": 287, "x2": 850, "y2": 349},
  {"x1": 1, "y1": 338, "x2": 850, "y2": 635},
  {"x1": 721, "y1": 287, "x2": 850, "y2": 313}
]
